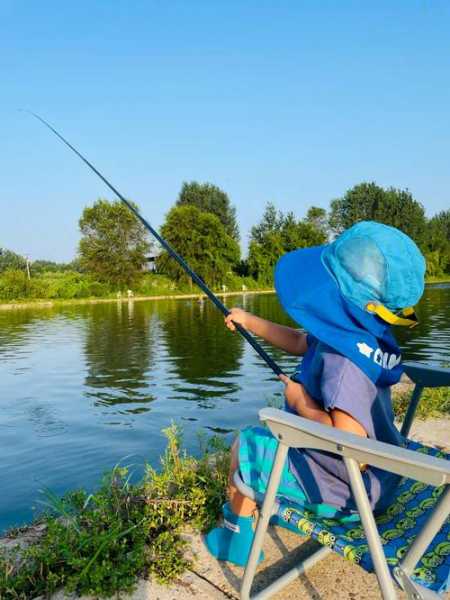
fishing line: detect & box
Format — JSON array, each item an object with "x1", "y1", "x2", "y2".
[{"x1": 24, "y1": 111, "x2": 284, "y2": 376}]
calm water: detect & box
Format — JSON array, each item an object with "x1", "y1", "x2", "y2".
[{"x1": 0, "y1": 286, "x2": 449, "y2": 533}]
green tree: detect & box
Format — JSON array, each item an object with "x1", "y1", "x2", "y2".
[
  {"x1": 176, "y1": 181, "x2": 239, "y2": 241},
  {"x1": 78, "y1": 199, "x2": 151, "y2": 288},
  {"x1": 0, "y1": 248, "x2": 26, "y2": 273},
  {"x1": 247, "y1": 233, "x2": 285, "y2": 284},
  {"x1": 280, "y1": 212, "x2": 327, "y2": 251},
  {"x1": 248, "y1": 203, "x2": 327, "y2": 283},
  {"x1": 31, "y1": 259, "x2": 81, "y2": 275},
  {"x1": 305, "y1": 206, "x2": 328, "y2": 237},
  {"x1": 249, "y1": 202, "x2": 283, "y2": 244},
  {"x1": 157, "y1": 205, "x2": 240, "y2": 287},
  {"x1": 329, "y1": 182, "x2": 427, "y2": 247},
  {"x1": 425, "y1": 210, "x2": 450, "y2": 275}
]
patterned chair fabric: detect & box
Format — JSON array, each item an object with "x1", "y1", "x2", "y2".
[{"x1": 275, "y1": 440, "x2": 449, "y2": 594}]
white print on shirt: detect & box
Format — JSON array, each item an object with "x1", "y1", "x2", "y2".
[
  {"x1": 356, "y1": 342, "x2": 401, "y2": 370},
  {"x1": 356, "y1": 342, "x2": 374, "y2": 358}
]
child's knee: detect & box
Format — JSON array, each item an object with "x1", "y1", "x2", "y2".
[{"x1": 230, "y1": 435, "x2": 240, "y2": 471}]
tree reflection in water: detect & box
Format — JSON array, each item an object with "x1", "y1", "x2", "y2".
[
  {"x1": 84, "y1": 301, "x2": 157, "y2": 412},
  {"x1": 157, "y1": 297, "x2": 244, "y2": 404}
]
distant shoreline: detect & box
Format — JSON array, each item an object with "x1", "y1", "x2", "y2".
[
  {"x1": 0, "y1": 288, "x2": 276, "y2": 311},
  {"x1": 0, "y1": 277, "x2": 449, "y2": 312}
]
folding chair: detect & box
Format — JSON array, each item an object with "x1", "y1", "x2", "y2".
[{"x1": 233, "y1": 362, "x2": 450, "y2": 599}]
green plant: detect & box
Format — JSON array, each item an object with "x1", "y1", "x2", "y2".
[
  {"x1": 393, "y1": 386, "x2": 450, "y2": 420},
  {"x1": 0, "y1": 270, "x2": 29, "y2": 300},
  {"x1": 0, "y1": 425, "x2": 230, "y2": 599}
]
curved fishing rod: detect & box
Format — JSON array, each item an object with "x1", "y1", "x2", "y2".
[{"x1": 25, "y1": 111, "x2": 284, "y2": 376}]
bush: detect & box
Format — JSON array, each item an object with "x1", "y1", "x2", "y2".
[
  {"x1": 137, "y1": 273, "x2": 178, "y2": 296},
  {"x1": 0, "y1": 426, "x2": 230, "y2": 599},
  {"x1": 223, "y1": 273, "x2": 264, "y2": 291},
  {"x1": 86, "y1": 281, "x2": 111, "y2": 297},
  {"x1": 0, "y1": 271, "x2": 112, "y2": 302},
  {"x1": 0, "y1": 268, "x2": 276, "y2": 304},
  {"x1": 0, "y1": 270, "x2": 29, "y2": 300}
]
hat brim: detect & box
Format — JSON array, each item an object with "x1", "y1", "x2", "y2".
[{"x1": 274, "y1": 245, "x2": 386, "y2": 343}]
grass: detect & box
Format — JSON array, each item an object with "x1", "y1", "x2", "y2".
[
  {"x1": 0, "y1": 425, "x2": 230, "y2": 600},
  {"x1": 0, "y1": 271, "x2": 267, "y2": 306},
  {"x1": 425, "y1": 275, "x2": 450, "y2": 284},
  {"x1": 392, "y1": 386, "x2": 450, "y2": 420}
]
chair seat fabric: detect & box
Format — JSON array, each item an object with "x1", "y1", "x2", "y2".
[{"x1": 274, "y1": 440, "x2": 449, "y2": 593}]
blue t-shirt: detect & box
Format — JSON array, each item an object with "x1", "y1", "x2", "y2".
[{"x1": 288, "y1": 335, "x2": 403, "y2": 512}]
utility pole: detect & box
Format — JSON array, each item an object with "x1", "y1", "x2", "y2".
[{"x1": 25, "y1": 255, "x2": 31, "y2": 280}]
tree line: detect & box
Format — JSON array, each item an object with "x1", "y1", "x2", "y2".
[{"x1": 1, "y1": 181, "x2": 449, "y2": 300}]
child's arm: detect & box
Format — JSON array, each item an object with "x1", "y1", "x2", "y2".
[
  {"x1": 224, "y1": 307, "x2": 307, "y2": 355},
  {"x1": 279, "y1": 375, "x2": 367, "y2": 437}
]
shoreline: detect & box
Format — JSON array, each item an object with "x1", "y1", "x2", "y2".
[
  {"x1": 0, "y1": 288, "x2": 275, "y2": 312},
  {"x1": 0, "y1": 278, "x2": 448, "y2": 312}
]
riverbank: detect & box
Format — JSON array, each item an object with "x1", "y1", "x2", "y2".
[
  {"x1": 426, "y1": 276, "x2": 450, "y2": 284},
  {"x1": 0, "y1": 288, "x2": 275, "y2": 311},
  {"x1": 1, "y1": 276, "x2": 448, "y2": 312}
]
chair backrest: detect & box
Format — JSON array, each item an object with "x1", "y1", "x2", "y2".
[
  {"x1": 400, "y1": 362, "x2": 450, "y2": 437},
  {"x1": 403, "y1": 362, "x2": 450, "y2": 388}
]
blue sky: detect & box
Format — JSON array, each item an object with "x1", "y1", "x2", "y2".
[{"x1": 1, "y1": 1, "x2": 449, "y2": 261}]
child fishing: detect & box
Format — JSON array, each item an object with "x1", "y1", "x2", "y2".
[{"x1": 205, "y1": 220, "x2": 426, "y2": 566}]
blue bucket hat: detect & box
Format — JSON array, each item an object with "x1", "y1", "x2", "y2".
[{"x1": 274, "y1": 221, "x2": 426, "y2": 385}]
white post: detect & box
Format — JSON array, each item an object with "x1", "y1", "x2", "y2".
[{"x1": 25, "y1": 255, "x2": 31, "y2": 280}]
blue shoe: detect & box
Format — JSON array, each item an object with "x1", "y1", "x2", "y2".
[{"x1": 204, "y1": 503, "x2": 264, "y2": 567}]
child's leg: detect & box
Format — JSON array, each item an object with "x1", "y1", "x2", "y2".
[
  {"x1": 228, "y1": 437, "x2": 257, "y2": 517},
  {"x1": 204, "y1": 435, "x2": 263, "y2": 566}
]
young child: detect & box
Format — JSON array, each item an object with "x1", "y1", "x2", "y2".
[{"x1": 205, "y1": 220, "x2": 426, "y2": 567}]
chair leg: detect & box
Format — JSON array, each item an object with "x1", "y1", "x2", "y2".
[
  {"x1": 344, "y1": 457, "x2": 398, "y2": 600},
  {"x1": 393, "y1": 569, "x2": 442, "y2": 600},
  {"x1": 240, "y1": 442, "x2": 288, "y2": 600}
]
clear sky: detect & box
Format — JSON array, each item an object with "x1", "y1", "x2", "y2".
[{"x1": 1, "y1": 1, "x2": 449, "y2": 261}]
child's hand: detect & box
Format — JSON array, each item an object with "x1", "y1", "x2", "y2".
[
  {"x1": 279, "y1": 374, "x2": 304, "y2": 410},
  {"x1": 224, "y1": 307, "x2": 251, "y2": 332}
]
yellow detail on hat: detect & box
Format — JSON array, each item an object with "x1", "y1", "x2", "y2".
[{"x1": 366, "y1": 302, "x2": 418, "y2": 328}]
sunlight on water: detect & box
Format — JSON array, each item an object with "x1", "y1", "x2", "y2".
[{"x1": 0, "y1": 285, "x2": 448, "y2": 532}]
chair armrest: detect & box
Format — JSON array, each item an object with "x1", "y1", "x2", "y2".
[
  {"x1": 403, "y1": 361, "x2": 450, "y2": 388},
  {"x1": 259, "y1": 408, "x2": 450, "y2": 487}
]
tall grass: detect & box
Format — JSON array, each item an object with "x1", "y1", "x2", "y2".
[{"x1": 0, "y1": 270, "x2": 267, "y2": 303}]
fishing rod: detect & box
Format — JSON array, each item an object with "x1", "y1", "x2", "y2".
[{"x1": 25, "y1": 111, "x2": 284, "y2": 376}]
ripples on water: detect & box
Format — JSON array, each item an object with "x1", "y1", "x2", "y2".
[{"x1": 0, "y1": 286, "x2": 449, "y2": 532}]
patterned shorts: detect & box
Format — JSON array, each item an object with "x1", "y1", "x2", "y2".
[{"x1": 238, "y1": 426, "x2": 360, "y2": 521}]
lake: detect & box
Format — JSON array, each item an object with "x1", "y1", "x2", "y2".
[{"x1": 0, "y1": 285, "x2": 449, "y2": 533}]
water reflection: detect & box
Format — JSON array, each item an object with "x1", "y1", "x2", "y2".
[
  {"x1": 0, "y1": 308, "x2": 58, "y2": 360},
  {"x1": 83, "y1": 301, "x2": 156, "y2": 410},
  {"x1": 157, "y1": 299, "x2": 244, "y2": 398}
]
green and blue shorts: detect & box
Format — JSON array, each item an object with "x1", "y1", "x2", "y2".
[{"x1": 238, "y1": 426, "x2": 360, "y2": 521}]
